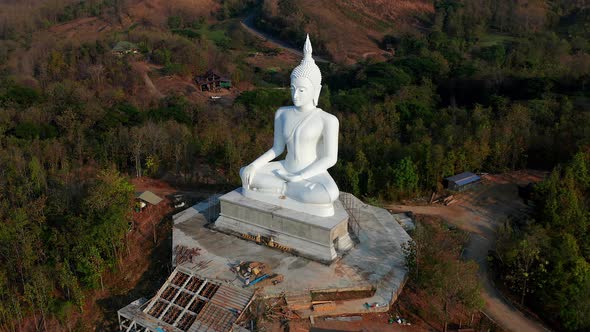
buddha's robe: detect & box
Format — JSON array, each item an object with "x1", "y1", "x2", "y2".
[{"x1": 242, "y1": 107, "x2": 339, "y2": 205}]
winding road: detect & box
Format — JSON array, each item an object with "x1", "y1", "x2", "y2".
[
  {"x1": 386, "y1": 173, "x2": 550, "y2": 332},
  {"x1": 240, "y1": 13, "x2": 330, "y2": 63}
]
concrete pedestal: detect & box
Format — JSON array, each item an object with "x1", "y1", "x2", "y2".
[{"x1": 214, "y1": 189, "x2": 354, "y2": 264}]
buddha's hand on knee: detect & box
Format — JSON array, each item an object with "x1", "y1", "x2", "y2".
[
  {"x1": 241, "y1": 164, "x2": 258, "y2": 188},
  {"x1": 285, "y1": 174, "x2": 304, "y2": 182}
]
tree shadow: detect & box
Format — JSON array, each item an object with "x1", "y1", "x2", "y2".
[{"x1": 95, "y1": 227, "x2": 173, "y2": 330}]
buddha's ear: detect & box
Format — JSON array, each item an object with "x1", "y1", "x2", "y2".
[{"x1": 314, "y1": 84, "x2": 322, "y2": 106}]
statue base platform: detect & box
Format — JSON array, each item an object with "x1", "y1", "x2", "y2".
[
  {"x1": 242, "y1": 188, "x2": 335, "y2": 217},
  {"x1": 213, "y1": 188, "x2": 354, "y2": 264}
]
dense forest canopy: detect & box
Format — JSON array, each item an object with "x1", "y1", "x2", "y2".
[
  {"x1": 0, "y1": 0, "x2": 589, "y2": 330},
  {"x1": 494, "y1": 152, "x2": 590, "y2": 330}
]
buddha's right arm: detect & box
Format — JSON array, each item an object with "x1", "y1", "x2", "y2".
[{"x1": 250, "y1": 108, "x2": 286, "y2": 168}]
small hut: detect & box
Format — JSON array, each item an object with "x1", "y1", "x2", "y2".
[
  {"x1": 195, "y1": 70, "x2": 231, "y2": 91},
  {"x1": 135, "y1": 191, "x2": 163, "y2": 211},
  {"x1": 112, "y1": 41, "x2": 139, "y2": 57}
]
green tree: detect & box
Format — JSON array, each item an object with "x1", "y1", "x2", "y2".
[
  {"x1": 496, "y1": 224, "x2": 548, "y2": 305},
  {"x1": 145, "y1": 154, "x2": 160, "y2": 177},
  {"x1": 392, "y1": 157, "x2": 419, "y2": 195},
  {"x1": 406, "y1": 220, "x2": 484, "y2": 330}
]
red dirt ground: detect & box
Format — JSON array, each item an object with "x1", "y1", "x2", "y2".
[
  {"x1": 131, "y1": 176, "x2": 177, "y2": 197},
  {"x1": 27, "y1": 177, "x2": 179, "y2": 331},
  {"x1": 283, "y1": 311, "x2": 427, "y2": 332}
]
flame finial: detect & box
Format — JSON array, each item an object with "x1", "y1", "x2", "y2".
[{"x1": 303, "y1": 34, "x2": 313, "y2": 60}]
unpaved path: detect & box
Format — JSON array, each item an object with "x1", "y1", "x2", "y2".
[
  {"x1": 241, "y1": 13, "x2": 330, "y2": 63},
  {"x1": 131, "y1": 61, "x2": 164, "y2": 99},
  {"x1": 386, "y1": 172, "x2": 550, "y2": 332}
]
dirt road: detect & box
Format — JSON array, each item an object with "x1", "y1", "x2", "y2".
[
  {"x1": 131, "y1": 61, "x2": 164, "y2": 99},
  {"x1": 241, "y1": 13, "x2": 330, "y2": 63},
  {"x1": 386, "y1": 172, "x2": 550, "y2": 332}
]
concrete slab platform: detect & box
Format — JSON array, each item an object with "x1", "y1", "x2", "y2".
[{"x1": 172, "y1": 193, "x2": 411, "y2": 317}]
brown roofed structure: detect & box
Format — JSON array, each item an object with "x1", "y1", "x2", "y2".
[{"x1": 195, "y1": 70, "x2": 231, "y2": 92}]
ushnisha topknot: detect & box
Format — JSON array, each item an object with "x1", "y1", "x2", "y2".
[{"x1": 291, "y1": 34, "x2": 322, "y2": 105}]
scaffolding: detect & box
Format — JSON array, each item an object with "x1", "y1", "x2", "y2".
[
  {"x1": 339, "y1": 192, "x2": 363, "y2": 243},
  {"x1": 118, "y1": 267, "x2": 254, "y2": 332},
  {"x1": 205, "y1": 194, "x2": 221, "y2": 223}
]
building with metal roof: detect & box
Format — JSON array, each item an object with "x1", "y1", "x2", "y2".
[
  {"x1": 136, "y1": 191, "x2": 164, "y2": 206},
  {"x1": 118, "y1": 267, "x2": 254, "y2": 332},
  {"x1": 444, "y1": 172, "x2": 481, "y2": 191},
  {"x1": 112, "y1": 41, "x2": 139, "y2": 56}
]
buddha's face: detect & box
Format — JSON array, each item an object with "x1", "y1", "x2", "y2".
[{"x1": 291, "y1": 77, "x2": 315, "y2": 108}]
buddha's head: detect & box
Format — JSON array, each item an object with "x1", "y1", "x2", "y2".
[{"x1": 291, "y1": 34, "x2": 322, "y2": 107}]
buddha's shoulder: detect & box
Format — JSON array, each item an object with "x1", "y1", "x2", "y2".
[
  {"x1": 275, "y1": 106, "x2": 295, "y2": 117},
  {"x1": 316, "y1": 109, "x2": 338, "y2": 123}
]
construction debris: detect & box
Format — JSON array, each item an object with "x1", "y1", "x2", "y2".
[
  {"x1": 389, "y1": 315, "x2": 412, "y2": 325},
  {"x1": 429, "y1": 191, "x2": 436, "y2": 204},
  {"x1": 231, "y1": 261, "x2": 283, "y2": 288},
  {"x1": 432, "y1": 194, "x2": 456, "y2": 206},
  {"x1": 324, "y1": 315, "x2": 362, "y2": 322},
  {"x1": 174, "y1": 245, "x2": 201, "y2": 265},
  {"x1": 313, "y1": 302, "x2": 336, "y2": 312},
  {"x1": 241, "y1": 233, "x2": 293, "y2": 252},
  {"x1": 286, "y1": 293, "x2": 311, "y2": 312},
  {"x1": 444, "y1": 195, "x2": 457, "y2": 206},
  {"x1": 363, "y1": 302, "x2": 387, "y2": 309},
  {"x1": 255, "y1": 294, "x2": 301, "y2": 322}
]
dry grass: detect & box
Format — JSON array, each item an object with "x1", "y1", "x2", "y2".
[
  {"x1": 344, "y1": 0, "x2": 434, "y2": 21},
  {"x1": 126, "y1": 0, "x2": 218, "y2": 27},
  {"x1": 3, "y1": 0, "x2": 217, "y2": 84},
  {"x1": 0, "y1": 0, "x2": 78, "y2": 33},
  {"x1": 272, "y1": 0, "x2": 433, "y2": 64}
]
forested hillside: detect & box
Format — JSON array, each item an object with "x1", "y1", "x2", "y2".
[
  {"x1": 0, "y1": 0, "x2": 589, "y2": 330},
  {"x1": 253, "y1": 0, "x2": 433, "y2": 63},
  {"x1": 494, "y1": 152, "x2": 590, "y2": 330}
]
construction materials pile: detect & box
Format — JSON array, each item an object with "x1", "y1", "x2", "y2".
[
  {"x1": 174, "y1": 245, "x2": 201, "y2": 265},
  {"x1": 431, "y1": 193, "x2": 457, "y2": 206},
  {"x1": 231, "y1": 261, "x2": 284, "y2": 288},
  {"x1": 262, "y1": 295, "x2": 300, "y2": 321}
]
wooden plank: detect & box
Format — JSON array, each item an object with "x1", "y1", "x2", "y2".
[{"x1": 312, "y1": 302, "x2": 336, "y2": 312}]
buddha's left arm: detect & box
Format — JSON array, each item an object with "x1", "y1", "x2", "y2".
[{"x1": 298, "y1": 114, "x2": 339, "y2": 180}]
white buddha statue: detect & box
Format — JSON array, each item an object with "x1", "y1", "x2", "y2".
[{"x1": 240, "y1": 35, "x2": 339, "y2": 217}]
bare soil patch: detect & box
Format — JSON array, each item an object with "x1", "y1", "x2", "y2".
[
  {"x1": 386, "y1": 170, "x2": 549, "y2": 332},
  {"x1": 243, "y1": 51, "x2": 298, "y2": 71},
  {"x1": 284, "y1": 311, "x2": 427, "y2": 332},
  {"x1": 126, "y1": 0, "x2": 218, "y2": 27},
  {"x1": 262, "y1": 0, "x2": 433, "y2": 64}
]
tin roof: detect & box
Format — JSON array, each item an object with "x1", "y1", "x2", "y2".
[
  {"x1": 120, "y1": 267, "x2": 254, "y2": 332},
  {"x1": 113, "y1": 41, "x2": 138, "y2": 52},
  {"x1": 444, "y1": 172, "x2": 481, "y2": 186},
  {"x1": 210, "y1": 284, "x2": 253, "y2": 312},
  {"x1": 137, "y1": 191, "x2": 163, "y2": 205}
]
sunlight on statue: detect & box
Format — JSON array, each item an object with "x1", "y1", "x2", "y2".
[{"x1": 240, "y1": 35, "x2": 339, "y2": 217}]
